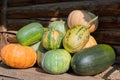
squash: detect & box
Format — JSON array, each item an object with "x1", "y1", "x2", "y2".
[
  {"x1": 16, "y1": 22, "x2": 44, "y2": 46},
  {"x1": 48, "y1": 20, "x2": 68, "y2": 36},
  {"x1": 82, "y1": 35, "x2": 97, "y2": 49},
  {"x1": 71, "y1": 44, "x2": 116, "y2": 76},
  {"x1": 42, "y1": 29, "x2": 63, "y2": 50},
  {"x1": 41, "y1": 49, "x2": 71, "y2": 74},
  {"x1": 67, "y1": 10, "x2": 98, "y2": 33},
  {"x1": 0, "y1": 44, "x2": 37, "y2": 69},
  {"x1": 36, "y1": 42, "x2": 48, "y2": 67},
  {"x1": 63, "y1": 25, "x2": 90, "y2": 53}
]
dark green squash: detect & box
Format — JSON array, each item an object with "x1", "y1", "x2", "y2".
[{"x1": 71, "y1": 44, "x2": 116, "y2": 76}]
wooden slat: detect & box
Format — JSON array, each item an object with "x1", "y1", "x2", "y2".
[
  {"x1": 7, "y1": 0, "x2": 80, "y2": 7},
  {"x1": 92, "y1": 29, "x2": 120, "y2": 45},
  {"x1": 0, "y1": 63, "x2": 101, "y2": 80},
  {"x1": 112, "y1": 45, "x2": 120, "y2": 56},
  {"x1": 7, "y1": 0, "x2": 120, "y2": 19}
]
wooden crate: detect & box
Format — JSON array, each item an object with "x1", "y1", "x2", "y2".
[{"x1": 0, "y1": 0, "x2": 120, "y2": 80}]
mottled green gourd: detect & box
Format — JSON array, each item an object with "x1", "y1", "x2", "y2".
[
  {"x1": 48, "y1": 20, "x2": 68, "y2": 36},
  {"x1": 63, "y1": 25, "x2": 90, "y2": 53},
  {"x1": 41, "y1": 49, "x2": 71, "y2": 74},
  {"x1": 16, "y1": 22, "x2": 44, "y2": 46},
  {"x1": 42, "y1": 29, "x2": 63, "y2": 50},
  {"x1": 71, "y1": 44, "x2": 116, "y2": 76}
]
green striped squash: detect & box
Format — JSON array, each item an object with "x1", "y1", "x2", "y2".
[
  {"x1": 41, "y1": 49, "x2": 71, "y2": 74},
  {"x1": 63, "y1": 25, "x2": 90, "y2": 53},
  {"x1": 42, "y1": 29, "x2": 63, "y2": 50},
  {"x1": 16, "y1": 22, "x2": 44, "y2": 46}
]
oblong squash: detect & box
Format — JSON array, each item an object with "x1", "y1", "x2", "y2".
[
  {"x1": 71, "y1": 44, "x2": 116, "y2": 76},
  {"x1": 16, "y1": 22, "x2": 44, "y2": 46}
]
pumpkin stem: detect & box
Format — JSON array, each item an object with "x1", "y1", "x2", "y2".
[{"x1": 87, "y1": 16, "x2": 98, "y2": 28}]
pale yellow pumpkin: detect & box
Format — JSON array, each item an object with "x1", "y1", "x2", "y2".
[
  {"x1": 83, "y1": 35, "x2": 97, "y2": 49},
  {"x1": 67, "y1": 10, "x2": 98, "y2": 33}
]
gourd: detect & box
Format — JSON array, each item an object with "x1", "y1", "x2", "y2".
[
  {"x1": 41, "y1": 49, "x2": 71, "y2": 74},
  {"x1": 67, "y1": 10, "x2": 98, "y2": 33},
  {"x1": 16, "y1": 22, "x2": 44, "y2": 46},
  {"x1": 42, "y1": 29, "x2": 63, "y2": 50},
  {"x1": 63, "y1": 25, "x2": 90, "y2": 53},
  {"x1": 48, "y1": 20, "x2": 68, "y2": 36},
  {"x1": 36, "y1": 42, "x2": 48, "y2": 67},
  {"x1": 71, "y1": 44, "x2": 116, "y2": 76},
  {"x1": 82, "y1": 35, "x2": 97, "y2": 49},
  {"x1": 0, "y1": 44, "x2": 37, "y2": 69}
]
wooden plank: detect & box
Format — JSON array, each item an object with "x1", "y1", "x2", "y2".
[
  {"x1": 92, "y1": 29, "x2": 120, "y2": 45},
  {"x1": 7, "y1": 0, "x2": 120, "y2": 19},
  {"x1": 6, "y1": 16, "x2": 120, "y2": 31},
  {"x1": 112, "y1": 45, "x2": 120, "y2": 56},
  {"x1": 7, "y1": 18, "x2": 66, "y2": 30},
  {"x1": 7, "y1": 0, "x2": 80, "y2": 7},
  {"x1": 0, "y1": 63, "x2": 102, "y2": 80}
]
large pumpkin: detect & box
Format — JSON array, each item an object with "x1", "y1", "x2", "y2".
[
  {"x1": 0, "y1": 44, "x2": 37, "y2": 69},
  {"x1": 67, "y1": 10, "x2": 98, "y2": 33}
]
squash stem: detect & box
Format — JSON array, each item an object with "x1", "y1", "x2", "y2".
[{"x1": 87, "y1": 16, "x2": 98, "y2": 28}]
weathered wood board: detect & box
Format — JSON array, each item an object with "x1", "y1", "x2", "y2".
[{"x1": 0, "y1": 62, "x2": 120, "y2": 80}]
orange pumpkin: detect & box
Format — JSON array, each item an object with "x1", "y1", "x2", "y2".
[
  {"x1": 67, "y1": 10, "x2": 98, "y2": 33},
  {"x1": 83, "y1": 35, "x2": 97, "y2": 49},
  {"x1": 0, "y1": 44, "x2": 37, "y2": 69}
]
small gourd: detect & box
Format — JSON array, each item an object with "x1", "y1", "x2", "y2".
[{"x1": 42, "y1": 29, "x2": 63, "y2": 50}]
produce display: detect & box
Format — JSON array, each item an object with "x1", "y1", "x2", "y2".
[{"x1": 0, "y1": 10, "x2": 116, "y2": 77}]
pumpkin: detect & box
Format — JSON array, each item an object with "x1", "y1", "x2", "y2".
[
  {"x1": 67, "y1": 10, "x2": 98, "y2": 33},
  {"x1": 82, "y1": 35, "x2": 97, "y2": 49},
  {"x1": 0, "y1": 44, "x2": 37, "y2": 69},
  {"x1": 63, "y1": 25, "x2": 90, "y2": 53},
  {"x1": 41, "y1": 49, "x2": 71, "y2": 74},
  {"x1": 42, "y1": 29, "x2": 63, "y2": 50}
]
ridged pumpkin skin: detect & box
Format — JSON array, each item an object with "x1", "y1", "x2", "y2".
[
  {"x1": 71, "y1": 44, "x2": 116, "y2": 76},
  {"x1": 16, "y1": 22, "x2": 44, "y2": 46},
  {"x1": 82, "y1": 35, "x2": 97, "y2": 49},
  {"x1": 0, "y1": 44, "x2": 37, "y2": 69},
  {"x1": 67, "y1": 10, "x2": 98, "y2": 33},
  {"x1": 63, "y1": 25, "x2": 90, "y2": 53},
  {"x1": 42, "y1": 29, "x2": 63, "y2": 50},
  {"x1": 41, "y1": 49, "x2": 71, "y2": 74}
]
